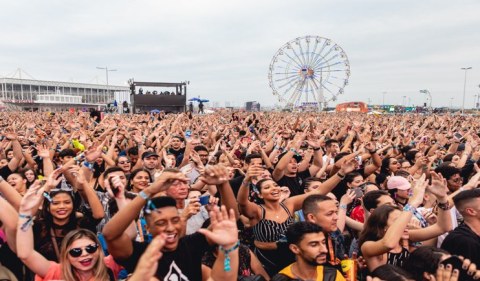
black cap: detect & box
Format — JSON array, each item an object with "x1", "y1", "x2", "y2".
[{"x1": 142, "y1": 151, "x2": 159, "y2": 159}]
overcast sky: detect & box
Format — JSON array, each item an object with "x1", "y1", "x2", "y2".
[{"x1": 1, "y1": 0, "x2": 479, "y2": 108}]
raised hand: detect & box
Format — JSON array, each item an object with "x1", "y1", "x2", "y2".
[
  {"x1": 340, "y1": 189, "x2": 356, "y2": 206},
  {"x1": 146, "y1": 171, "x2": 190, "y2": 195},
  {"x1": 19, "y1": 182, "x2": 44, "y2": 216},
  {"x1": 199, "y1": 165, "x2": 229, "y2": 186},
  {"x1": 129, "y1": 234, "x2": 166, "y2": 281},
  {"x1": 408, "y1": 174, "x2": 428, "y2": 208},
  {"x1": 45, "y1": 168, "x2": 63, "y2": 191},
  {"x1": 340, "y1": 158, "x2": 357, "y2": 175},
  {"x1": 428, "y1": 172, "x2": 448, "y2": 201},
  {"x1": 435, "y1": 264, "x2": 459, "y2": 281},
  {"x1": 84, "y1": 139, "x2": 106, "y2": 162},
  {"x1": 244, "y1": 165, "x2": 264, "y2": 183},
  {"x1": 4, "y1": 127, "x2": 18, "y2": 141},
  {"x1": 182, "y1": 198, "x2": 201, "y2": 220},
  {"x1": 198, "y1": 206, "x2": 238, "y2": 247},
  {"x1": 36, "y1": 144, "x2": 51, "y2": 159}
]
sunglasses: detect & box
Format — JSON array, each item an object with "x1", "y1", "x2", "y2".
[
  {"x1": 68, "y1": 244, "x2": 99, "y2": 257},
  {"x1": 118, "y1": 161, "x2": 131, "y2": 164}
]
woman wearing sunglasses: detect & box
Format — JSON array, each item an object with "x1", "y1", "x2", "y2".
[
  {"x1": 115, "y1": 156, "x2": 132, "y2": 177},
  {"x1": 17, "y1": 185, "x2": 118, "y2": 281}
]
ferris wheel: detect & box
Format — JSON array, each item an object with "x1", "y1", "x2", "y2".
[{"x1": 268, "y1": 36, "x2": 350, "y2": 110}]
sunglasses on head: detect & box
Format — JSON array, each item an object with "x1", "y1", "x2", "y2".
[{"x1": 68, "y1": 244, "x2": 99, "y2": 257}]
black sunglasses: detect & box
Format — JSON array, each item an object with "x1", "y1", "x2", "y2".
[{"x1": 68, "y1": 244, "x2": 99, "y2": 257}]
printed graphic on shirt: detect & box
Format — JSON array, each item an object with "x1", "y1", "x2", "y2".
[{"x1": 164, "y1": 261, "x2": 189, "y2": 281}]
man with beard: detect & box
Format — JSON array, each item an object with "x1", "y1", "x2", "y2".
[
  {"x1": 271, "y1": 222, "x2": 345, "y2": 281},
  {"x1": 167, "y1": 135, "x2": 186, "y2": 167}
]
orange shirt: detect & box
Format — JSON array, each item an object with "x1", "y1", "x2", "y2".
[{"x1": 34, "y1": 255, "x2": 122, "y2": 281}]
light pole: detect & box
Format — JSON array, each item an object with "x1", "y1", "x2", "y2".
[
  {"x1": 96, "y1": 66, "x2": 117, "y2": 105},
  {"x1": 382, "y1": 91, "x2": 387, "y2": 108},
  {"x1": 461, "y1": 67, "x2": 472, "y2": 114},
  {"x1": 420, "y1": 89, "x2": 432, "y2": 109}
]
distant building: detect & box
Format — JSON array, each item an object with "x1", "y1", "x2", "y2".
[
  {"x1": 336, "y1": 101, "x2": 368, "y2": 113},
  {"x1": 246, "y1": 101, "x2": 260, "y2": 111},
  {"x1": 0, "y1": 77, "x2": 129, "y2": 111}
]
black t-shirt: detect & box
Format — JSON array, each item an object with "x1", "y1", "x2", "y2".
[
  {"x1": 229, "y1": 175, "x2": 245, "y2": 198},
  {"x1": 0, "y1": 165, "x2": 12, "y2": 180},
  {"x1": 117, "y1": 233, "x2": 209, "y2": 281},
  {"x1": 168, "y1": 147, "x2": 186, "y2": 167},
  {"x1": 33, "y1": 215, "x2": 101, "y2": 262},
  {"x1": 276, "y1": 170, "x2": 311, "y2": 196},
  {"x1": 441, "y1": 223, "x2": 480, "y2": 266}
]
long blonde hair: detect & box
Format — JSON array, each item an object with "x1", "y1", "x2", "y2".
[{"x1": 60, "y1": 229, "x2": 110, "y2": 281}]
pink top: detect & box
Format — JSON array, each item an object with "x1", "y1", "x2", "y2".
[{"x1": 34, "y1": 255, "x2": 123, "y2": 281}]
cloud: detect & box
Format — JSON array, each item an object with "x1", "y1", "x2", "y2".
[{"x1": 0, "y1": 0, "x2": 479, "y2": 108}]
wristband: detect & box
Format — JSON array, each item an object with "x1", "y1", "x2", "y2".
[
  {"x1": 82, "y1": 161, "x2": 94, "y2": 170},
  {"x1": 139, "y1": 190, "x2": 151, "y2": 201},
  {"x1": 337, "y1": 172, "x2": 346, "y2": 180},
  {"x1": 219, "y1": 241, "x2": 240, "y2": 272},
  {"x1": 437, "y1": 201, "x2": 452, "y2": 211},
  {"x1": 339, "y1": 204, "x2": 348, "y2": 210},
  {"x1": 313, "y1": 147, "x2": 321, "y2": 151},
  {"x1": 289, "y1": 148, "x2": 298, "y2": 154},
  {"x1": 403, "y1": 204, "x2": 416, "y2": 214},
  {"x1": 19, "y1": 214, "x2": 33, "y2": 219},
  {"x1": 369, "y1": 149, "x2": 377, "y2": 154},
  {"x1": 19, "y1": 214, "x2": 35, "y2": 232}
]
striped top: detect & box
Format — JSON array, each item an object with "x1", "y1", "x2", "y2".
[
  {"x1": 387, "y1": 247, "x2": 410, "y2": 268},
  {"x1": 252, "y1": 203, "x2": 295, "y2": 243}
]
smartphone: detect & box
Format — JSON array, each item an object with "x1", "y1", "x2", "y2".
[
  {"x1": 441, "y1": 256, "x2": 474, "y2": 281},
  {"x1": 199, "y1": 195, "x2": 210, "y2": 206},
  {"x1": 454, "y1": 132, "x2": 463, "y2": 140},
  {"x1": 353, "y1": 187, "x2": 363, "y2": 199},
  {"x1": 185, "y1": 130, "x2": 192, "y2": 139}
]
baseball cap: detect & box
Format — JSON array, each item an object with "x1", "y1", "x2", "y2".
[
  {"x1": 387, "y1": 176, "x2": 411, "y2": 190},
  {"x1": 142, "y1": 151, "x2": 159, "y2": 159}
]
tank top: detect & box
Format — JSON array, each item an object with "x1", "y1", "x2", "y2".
[
  {"x1": 387, "y1": 247, "x2": 410, "y2": 268},
  {"x1": 253, "y1": 203, "x2": 295, "y2": 243}
]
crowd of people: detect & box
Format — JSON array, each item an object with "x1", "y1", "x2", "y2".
[{"x1": 0, "y1": 110, "x2": 479, "y2": 281}]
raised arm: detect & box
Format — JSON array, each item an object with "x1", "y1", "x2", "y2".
[
  {"x1": 284, "y1": 159, "x2": 356, "y2": 212},
  {"x1": 410, "y1": 172, "x2": 453, "y2": 242},
  {"x1": 337, "y1": 190, "x2": 356, "y2": 232},
  {"x1": 103, "y1": 172, "x2": 189, "y2": 259},
  {"x1": 0, "y1": 176, "x2": 22, "y2": 210},
  {"x1": 272, "y1": 138, "x2": 301, "y2": 181},
  {"x1": 16, "y1": 185, "x2": 53, "y2": 278},
  {"x1": 75, "y1": 168, "x2": 105, "y2": 220},
  {"x1": 5, "y1": 130, "x2": 23, "y2": 172},
  {"x1": 0, "y1": 196, "x2": 19, "y2": 252},
  {"x1": 236, "y1": 166, "x2": 262, "y2": 219},
  {"x1": 361, "y1": 175, "x2": 426, "y2": 258}
]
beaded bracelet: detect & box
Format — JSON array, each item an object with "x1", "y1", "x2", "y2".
[{"x1": 219, "y1": 241, "x2": 240, "y2": 272}]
